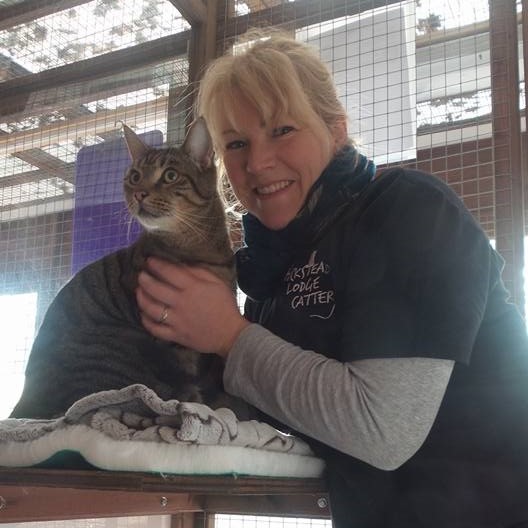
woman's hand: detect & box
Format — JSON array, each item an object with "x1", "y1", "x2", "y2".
[{"x1": 136, "y1": 258, "x2": 249, "y2": 358}]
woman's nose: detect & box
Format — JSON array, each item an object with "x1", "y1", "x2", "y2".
[{"x1": 246, "y1": 142, "x2": 275, "y2": 174}]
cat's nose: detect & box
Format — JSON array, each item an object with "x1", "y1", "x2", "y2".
[{"x1": 134, "y1": 191, "x2": 148, "y2": 202}]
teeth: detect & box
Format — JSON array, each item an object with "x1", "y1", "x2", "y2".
[{"x1": 257, "y1": 180, "x2": 291, "y2": 195}]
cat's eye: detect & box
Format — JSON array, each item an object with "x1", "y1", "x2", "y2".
[
  {"x1": 127, "y1": 169, "x2": 142, "y2": 185},
  {"x1": 162, "y1": 169, "x2": 180, "y2": 183}
]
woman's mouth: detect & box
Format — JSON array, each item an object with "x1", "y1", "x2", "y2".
[{"x1": 256, "y1": 180, "x2": 293, "y2": 195}]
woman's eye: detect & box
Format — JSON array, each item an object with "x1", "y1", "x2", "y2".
[
  {"x1": 127, "y1": 170, "x2": 142, "y2": 185},
  {"x1": 225, "y1": 140, "x2": 246, "y2": 150},
  {"x1": 162, "y1": 169, "x2": 179, "y2": 183},
  {"x1": 272, "y1": 126, "x2": 295, "y2": 137}
]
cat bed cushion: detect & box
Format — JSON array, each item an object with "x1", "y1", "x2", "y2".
[{"x1": 0, "y1": 384, "x2": 325, "y2": 478}]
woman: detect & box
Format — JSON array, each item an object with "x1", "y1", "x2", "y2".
[{"x1": 136, "y1": 34, "x2": 528, "y2": 527}]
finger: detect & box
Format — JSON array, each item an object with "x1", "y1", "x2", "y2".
[
  {"x1": 137, "y1": 270, "x2": 178, "y2": 305},
  {"x1": 145, "y1": 258, "x2": 187, "y2": 285},
  {"x1": 140, "y1": 311, "x2": 177, "y2": 343},
  {"x1": 136, "y1": 281, "x2": 161, "y2": 308},
  {"x1": 185, "y1": 265, "x2": 226, "y2": 284},
  {"x1": 136, "y1": 286, "x2": 170, "y2": 324}
]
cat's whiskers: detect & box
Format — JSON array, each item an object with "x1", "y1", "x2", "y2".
[{"x1": 166, "y1": 210, "x2": 209, "y2": 242}]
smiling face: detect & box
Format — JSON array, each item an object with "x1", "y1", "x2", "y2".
[{"x1": 220, "y1": 97, "x2": 346, "y2": 230}]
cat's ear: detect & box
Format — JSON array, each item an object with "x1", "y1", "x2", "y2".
[
  {"x1": 122, "y1": 123, "x2": 149, "y2": 161},
  {"x1": 183, "y1": 117, "x2": 213, "y2": 170}
]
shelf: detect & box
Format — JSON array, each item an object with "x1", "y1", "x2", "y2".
[{"x1": 0, "y1": 468, "x2": 330, "y2": 523}]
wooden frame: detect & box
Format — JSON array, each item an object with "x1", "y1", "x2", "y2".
[{"x1": 0, "y1": 468, "x2": 330, "y2": 523}]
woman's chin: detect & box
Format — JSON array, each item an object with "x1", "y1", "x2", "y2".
[{"x1": 257, "y1": 213, "x2": 296, "y2": 231}]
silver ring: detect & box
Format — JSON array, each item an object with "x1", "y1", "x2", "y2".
[{"x1": 158, "y1": 305, "x2": 169, "y2": 324}]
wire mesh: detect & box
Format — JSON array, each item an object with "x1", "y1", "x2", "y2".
[
  {"x1": 0, "y1": 515, "x2": 171, "y2": 528},
  {"x1": 214, "y1": 515, "x2": 332, "y2": 528},
  {"x1": 0, "y1": 0, "x2": 189, "y2": 419}
]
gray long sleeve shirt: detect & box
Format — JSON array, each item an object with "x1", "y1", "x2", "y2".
[{"x1": 224, "y1": 323, "x2": 454, "y2": 470}]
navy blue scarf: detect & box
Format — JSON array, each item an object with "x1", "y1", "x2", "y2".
[{"x1": 236, "y1": 145, "x2": 376, "y2": 301}]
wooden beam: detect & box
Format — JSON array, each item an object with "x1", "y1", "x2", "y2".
[
  {"x1": 167, "y1": 84, "x2": 192, "y2": 144},
  {"x1": 489, "y1": 0, "x2": 525, "y2": 311},
  {"x1": 0, "y1": 0, "x2": 92, "y2": 31},
  {"x1": 188, "y1": 23, "x2": 206, "y2": 85},
  {"x1": 0, "y1": 64, "x2": 181, "y2": 124},
  {"x1": 202, "y1": 494, "x2": 331, "y2": 518},
  {"x1": 190, "y1": 513, "x2": 215, "y2": 528},
  {"x1": 170, "y1": 512, "x2": 201, "y2": 528},
  {"x1": 0, "y1": 195, "x2": 74, "y2": 219},
  {"x1": 0, "y1": 32, "x2": 190, "y2": 119},
  {"x1": 0, "y1": 468, "x2": 328, "y2": 523},
  {"x1": 0, "y1": 163, "x2": 75, "y2": 188},
  {"x1": 0, "y1": 32, "x2": 189, "y2": 95},
  {"x1": 205, "y1": 0, "x2": 219, "y2": 63},
  {"x1": 168, "y1": 0, "x2": 207, "y2": 25},
  {"x1": 0, "y1": 485, "x2": 202, "y2": 522},
  {"x1": 0, "y1": 97, "x2": 169, "y2": 156},
  {"x1": 217, "y1": 0, "x2": 405, "y2": 41},
  {"x1": 183, "y1": 0, "x2": 218, "y2": 127},
  {"x1": 12, "y1": 149, "x2": 73, "y2": 182},
  {"x1": 187, "y1": 0, "x2": 218, "y2": 82},
  {"x1": 0, "y1": 53, "x2": 32, "y2": 81},
  {"x1": 0, "y1": 468, "x2": 327, "y2": 495}
]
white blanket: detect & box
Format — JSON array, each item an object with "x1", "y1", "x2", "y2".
[{"x1": 0, "y1": 384, "x2": 325, "y2": 478}]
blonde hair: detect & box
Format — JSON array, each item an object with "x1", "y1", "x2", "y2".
[{"x1": 195, "y1": 31, "x2": 348, "y2": 156}]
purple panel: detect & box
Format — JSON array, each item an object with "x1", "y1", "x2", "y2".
[{"x1": 72, "y1": 130, "x2": 163, "y2": 274}]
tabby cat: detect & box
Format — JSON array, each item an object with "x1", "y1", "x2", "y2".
[{"x1": 11, "y1": 118, "x2": 249, "y2": 420}]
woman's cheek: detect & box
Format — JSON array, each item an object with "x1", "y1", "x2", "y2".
[{"x1": 225, "y1": 164, "x2": 250, "y2": 201}]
